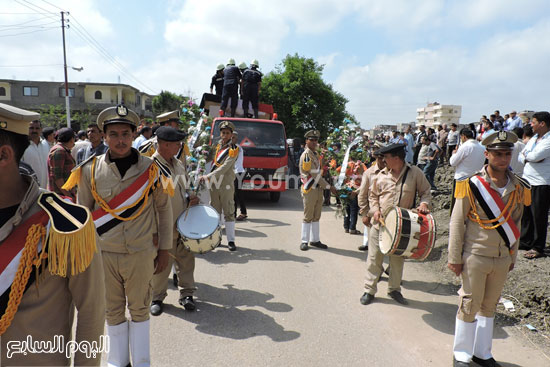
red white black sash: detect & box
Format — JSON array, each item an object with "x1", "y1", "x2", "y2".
[
  {"x1": 0, "y1": 210, "x2": 49, "y2": 317},
  {"x1": 92, "y1": 165, "x2": 155, "y2": 236},
  {"x1": 469, "y1": 175, "x2": 520, "y2": 248},
  {"x1": 215, "y1": 146, "x2": 230, "y2": 165},
  {"x1": 301, "y1": 175, "x2": 316, "y2": 190}
]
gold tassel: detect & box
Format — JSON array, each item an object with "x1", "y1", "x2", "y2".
[
  {"x1": 229, "y1": 146, "x2": 239, "y2": 158},
  {"x1": 61, "y1": 167, "x2": 81, "y2": 191},
  {"x1": 160, "y1": 176, "x2": 175, "y2": 197},
  {"x1": 302, "y1": 155, "x2": 312, "y2": 171},
  {"x1": 183, "y1": 144, "x2": 190, "y2": 157},
  {"x1": 523, "y1": 187, "x2": 531, "y2": 206},
  {"x1": 301, "y1": 186, "x2": 312, "y2": 194},
  {"x1": 47, "y1": 216, "x2": 97, "y2": 277},
  {"x1": 454, "y1": 179, "x2": 468, "y2": 199}
]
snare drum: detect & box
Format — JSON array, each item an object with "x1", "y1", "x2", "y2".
[
  {"x1": 379, "y1": 207, "x2": 436, "y2": 261},
  {"x1": 176, "y1": 204, "x2": 221, "y2": 254}
]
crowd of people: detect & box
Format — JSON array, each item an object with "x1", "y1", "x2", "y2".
[{"x1": 2, "y1": 98, "x2": 549, "y2": 367}]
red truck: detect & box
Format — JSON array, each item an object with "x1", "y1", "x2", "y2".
[{"x1": 200, "y1": 93, "x2": 288, "y2": 202}]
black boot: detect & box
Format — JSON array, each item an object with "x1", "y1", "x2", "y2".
[
  {"x1": 253, "y1": 108, "x2": 259, "y2": 118},
  {"x1": 243, "y1": 109, "x2": 249, "y2": 118},
  {"x1": 230, "y1": 107, "x2": 236, "y2": 117}
]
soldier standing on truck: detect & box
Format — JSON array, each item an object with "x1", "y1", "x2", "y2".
[
  {"x1": 219, "y1": 58, "x2": 242, "y2": 117},
  {"x1": 242, "y1": 59, "x2": 262, "y2": 119},
  {"x1": 210, "y1": 63, "x2": 225, "y2": 96}
]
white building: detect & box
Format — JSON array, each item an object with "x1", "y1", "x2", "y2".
[{"x1": 416, "y1": 102, "x2": 462, "y2": 127}]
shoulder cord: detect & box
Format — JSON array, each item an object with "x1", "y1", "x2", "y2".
[
  {"x1": 466, "y1": 183, "x2": 519, "y2": 230},
  {"x1": 90, "y1": 157, "x2": 159, "y2": 221},
  {"x1": 397, "y1": 166, "x2": 410, "y2": 206},
  {"x1": 0, "y1": 224, "x2": 47, "y2": 335}
]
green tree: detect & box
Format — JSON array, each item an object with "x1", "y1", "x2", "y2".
[
  {"x1": 260, "y1": 54, "x2": 349, "y2": 140},
  {"x1": 152, "y1": 90, "x2": 185, "y2": 116}
]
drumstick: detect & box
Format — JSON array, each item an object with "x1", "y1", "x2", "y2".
[{"x1": 379, "y1": 216, "x2": 385, "y2": 227}]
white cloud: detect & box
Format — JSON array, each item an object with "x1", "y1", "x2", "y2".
[{"x1": 335, "y1": 19, "x2": 550, "y2": 128}]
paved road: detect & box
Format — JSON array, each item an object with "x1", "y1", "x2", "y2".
[{"x1": 149, "y1": 190, "x2": 548, "y2": 367}]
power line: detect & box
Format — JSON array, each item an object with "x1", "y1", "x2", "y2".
[
  {"x1": 17, "y1": 0, "x2": 57, "y2": 15},
  {"x1": 0, "y1": 19, "x2": 59, "y2": 31},
  {"x1": 68, "y1": 16, "x2": 157, "y2": 94},
  {"x1": 12, "y1": 0, "x2": 58, "y2": 21},
  {"x1": 0, "y1": 15, "x2": 53, "y2": 27},
  {"x1": 38, "y1": 0, "x2": 65, "y2": 12},
  {"x1": 0, "y1": 26, "x2": 57, "y2": 37}
]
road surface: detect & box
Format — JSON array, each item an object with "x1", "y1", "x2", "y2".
[{"x1": 147, "y1": 190, "x2": 548, "y2": 367}]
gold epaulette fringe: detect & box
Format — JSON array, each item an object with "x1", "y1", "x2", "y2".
[
  {"x1": 47, "y1": 214, "x2": 97, "y2": 277},
  {"x1": 523, "y1": 187, "x2": 531, "y2": 206},
  {"x1": 160, "y1": 176, "x2": 175, "y2": 197},
  {"x1": 62, "y1": 167, "x2": 81, "y2": 191},
  {"x1": 183, "y1": 144, "x2": 190, "y2": 157},
  {"x1": 454, "y1": 179, "x2": 468, "y2": 199},
  {"x1": 302, "y1": 155, "x2": 312, "y2": 171},
  {"x1": 229, "y1": 146, "x2": 239, "y2": 158}
]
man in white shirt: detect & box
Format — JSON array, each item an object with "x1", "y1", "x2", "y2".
[
  {"x1": 232, "y1": 132, "x2": 247, "y2": 220},
  {"x1": 518, "y1": 111, "x2": 550, "y2": 259},
  {"x1": 510, "y1": 127, "x2": 525, "y2": 176},
  {"x1": 505, "y1": 111, "x2": 523, "y2": 131},
  {"x1": 133, "y1": 126, "x2": 152, "y2": 149},
  {"x1": 447, "y1": 123, "x2": 460, "y2": 164},
  {"x1": 71, "y1": 130, "x2": 90, "y2": 161},
  {"x1": 21, "y1": 120, "x2": 49, "y2": 188},
  {"x1": 449, "y1": 128, "x2": 486, "y2": 211},
  {"x1": 404, "y1": 126, "x2": 414, "y2": 164},
  {"x1": 478, "y1": 120, "x2": 495, "y2": 141}
]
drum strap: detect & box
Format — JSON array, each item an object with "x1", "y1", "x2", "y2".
[{"x1": 397, "y1": 166, "x2": 410, "y2": 207}]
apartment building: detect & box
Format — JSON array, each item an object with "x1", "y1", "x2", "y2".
[{"x1": 416, "y1": 102, "x2": 462, "y2": 127}]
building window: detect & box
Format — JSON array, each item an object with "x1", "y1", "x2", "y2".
[
  {"x1": 136, "y1": 95, "x2": 141, "y2": 105},
  {"x1": 23, "y1": 86, "x2": 39, "y2": 96},
  {"x1": 0, "y1": 87, "x2": 5, "y2": 96},
  {"x1": 59, "y1": 87, "x2": 75, "y2": 97},
  {"x1": 94, "y1": 90, "x2": 102, "y2": 100}
]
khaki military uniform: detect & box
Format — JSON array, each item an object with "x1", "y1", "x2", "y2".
[
  {"x1": 77, "y1": 150, "x2": 173, "y2": 325},
  {"x1": 1, "y1": 176, "x2": 105, "y2": 366},
  {"x1": 151, "y1": 152, "x2": 196, "y2": 301},
  {"x1": 207, "y1": 140, "x2": 238, "y2": 222},
  {"x1": 450, "y1": 167, "x2": 527, "y2": 364},
  {"x1": 299, "y1": 147, "x2": 330, "y2": 222},
  {"x1": 449, "y1": 168, "x2": 524, "y2": 322},
  {"x1": 358, "y1": 161, "x2": 384, "y2": 248},
  {"x1": 365, "y1": 164, "x2": 431, "y2": 295},
  {"x1": 299, "y1": 147, "x2": 331, "y2": 244}
]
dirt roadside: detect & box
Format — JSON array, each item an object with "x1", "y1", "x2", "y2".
[{"x1": 421, "y1": 164, "x2": 550, "y2": 352}]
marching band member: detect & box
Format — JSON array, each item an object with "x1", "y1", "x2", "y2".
[
  {"x1": 449, "y1": 131, "x2": 529, "y2": 367},
  {"x1": 200, "y1": 120, "x2": 239, "y2": 251},
  {"x1": 360, "y1": 143, "x2": 431, "y2": 306},
  {"x1": 0, "y1": 103, "x2": 105, "y2": 366},
  {"x1": 150, "y1": 127, "x2": 200, "y2": 315},
  {"x1": 358, "y1": 148, "x2": 386, "y2": 251},
  {"x1": 139, "y1": 110, "x2": 189, "y2": 159},
  {"x1": 71, "y1": 104, "x2": 173, "y2": 367},
  {"x1": 299, "y1": 130, "x2": 337, "y2": 251}
]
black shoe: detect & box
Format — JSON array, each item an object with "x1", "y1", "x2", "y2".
[
  {"x1": 150, "y1": 300, "x2": 163, "y2": 316},
  {"x1": 228, "y1": 241, "x2": 237, "y2": 251},
  {"x1": 360, "y1": 292, "x2": 375, "y2": 305},
  {"x1": 358, "y1": 244, "x2": 368, "y2": 251},
  {"x1": 344, "y1": 228, "x2": 349, "y2": 233},
  {"x1": 453, "y1": 357, "x2": 470, "y2": 366},
  {"x1": 310, "y1": 241, "x2": 328, "y2": 249},
  {"x1": 300, "y1": 242, "x2": 309, "y2": 251},
  {"x1": 179, "y1": 296, "x2": 196, "y2": 311},
  {"x1": 472, "y1": 356, "x2": 500, "y2": 367},
  {"x1": 172, "y1": 273, "x2": 178, "y2": 287},
  {"x1": 388, "y1": 291, "x2": 408, "y2": 305}
]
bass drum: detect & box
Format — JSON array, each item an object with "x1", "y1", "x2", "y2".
[
  {"x1": 176, "y1": 204, "x2": 221, "y2": 254},
  {"x1": 379, "y1": 207, "x2": 436, "y2": 261}
]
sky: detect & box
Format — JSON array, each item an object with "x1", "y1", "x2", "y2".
[{"x1": 1, "y1": 0, "x2": 549, "y2": 128}]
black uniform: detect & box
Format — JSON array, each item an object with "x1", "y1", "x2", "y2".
[
  {"x1": 210, "y1": 71, "x2": 224, "y2": 96},
  {"x1": 220, "y1": 65, "x2": 242, "y2": 116},
  {"x1": 242, "y1": 67, "x2": 262, "y2": 118}
]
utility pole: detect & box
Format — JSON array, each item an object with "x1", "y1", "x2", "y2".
[{"x1": 61, "y1": 11, "x2": 71, "y2": 128}]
